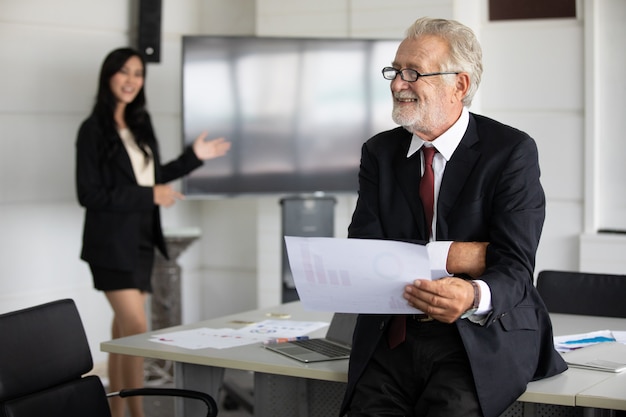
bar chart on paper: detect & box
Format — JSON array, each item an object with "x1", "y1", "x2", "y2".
[{"x1": 284, "y1": 236, "x2": 432, "y2": 314}]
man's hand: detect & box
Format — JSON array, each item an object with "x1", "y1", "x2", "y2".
[{"x1": 403, "y1": 278, "x2": 475, "y2": 323}]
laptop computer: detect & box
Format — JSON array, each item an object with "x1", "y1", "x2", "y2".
[{"x1": 264, "y1": 313, "x2": 357, "y2": 363}]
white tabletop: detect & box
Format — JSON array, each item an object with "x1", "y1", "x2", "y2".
[
  {"x1": 101, "y1": 305, "x2": 626, "y2": 408},
  {"x1": 519, "y1": 368, "x2": 612, "y2": 406},
  {"x1": 518, "y1": 313, "x2": 626, "y2": 406},
  {"x1": 102, "y1": 301, "x2": 348, "y2": 382},
  {"x1": 576, "y1": 367, "x2": 626, "y2": 410}
]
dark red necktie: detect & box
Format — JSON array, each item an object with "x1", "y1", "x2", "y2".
[
  {"x1": 388, "y1": 146, "x2": 437, "y2": 349},
  {"x1": 388, "y1": 314, "x2": 406, "y2": 349},
  {"x1": 419, "y1": 146, "x2": 437, "y2": 238}
]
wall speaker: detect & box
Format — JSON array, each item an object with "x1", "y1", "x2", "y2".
[{"x1": 137, "y1": 0, "x2": 162, "y2": 63}]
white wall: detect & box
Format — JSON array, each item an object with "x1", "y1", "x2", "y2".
[
  {"x1": 480, "y1": 16, "x2": 585, "y2": 273},
  {"x1": 590, "y1": 0, "x2": 626, "y2": 232},
  {"x1": 1, "y1": 0, "x2": 622, "y2": 367},
  {"x1": 0, "y1": 0, "x2": 259, "y2": 365},
  {"x1": 578, "y1": 0, "x2": 626, "y2": 274}
]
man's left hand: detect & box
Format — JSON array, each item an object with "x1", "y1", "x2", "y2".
[{"x1": 403, "y1": 278, "x2": 474, "y2": 323}]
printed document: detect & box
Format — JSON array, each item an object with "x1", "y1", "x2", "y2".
[
  {"x1": 284, "y1": 236, "x2": 437, "y2": 314},
  {"x1": 149, "y1": 320, "x2": 329, "y2": 350}
]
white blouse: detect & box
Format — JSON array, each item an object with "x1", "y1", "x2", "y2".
[{"x1": 119, "y1": 128, "x2": 155, "y2": 186}]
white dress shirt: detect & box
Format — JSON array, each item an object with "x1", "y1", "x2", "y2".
[{"x1": 406, "y1": 108, "x2": 492, "y2": 319}]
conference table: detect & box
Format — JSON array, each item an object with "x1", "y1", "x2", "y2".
[{"x1": 101, "y1": 302, "x2": 626, "y2": 417}]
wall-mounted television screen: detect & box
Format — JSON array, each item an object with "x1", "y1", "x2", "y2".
[{"x1": 181, "y1": 35, "x2": 400, "y2": 197}]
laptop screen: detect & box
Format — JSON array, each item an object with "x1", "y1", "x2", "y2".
[{"x1": 325, "y1": 313, "x2": 357, "y2": 347}]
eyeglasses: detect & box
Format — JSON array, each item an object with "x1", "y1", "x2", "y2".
[{"x1": 382, "y1": 67, "x2": 459, "y2": 82}]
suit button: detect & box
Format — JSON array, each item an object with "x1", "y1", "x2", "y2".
[{"x1": 379, "y1": 321, "x2": 385, "y2": 330}]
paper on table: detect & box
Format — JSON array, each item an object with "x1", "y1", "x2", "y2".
[
  {"x1": 613, "y1": 331, "x2": 626, "y2": 344},
  {"x1": 234, "y1": 319, "x2": 329, "y2": 338},
  {"x1": 284, "y1": 236, "x2": 433, "y2": 314},
  {"x1": 150, "y1": 328, "x2": 261, "y2": 350},
  {"x1": 554, "y1": 330, "x2": 617, "y2": 352},
  {"x1": 149, "y1": 320, "x2": 329, "y2": 350}
]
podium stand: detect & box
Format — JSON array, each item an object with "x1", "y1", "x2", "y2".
[{"x1": 146, "y1": 227, "x2": 201, "y2": 384}]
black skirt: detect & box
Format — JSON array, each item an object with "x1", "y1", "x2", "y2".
[{"x1": 90, "y1": 211, "x2": 155, "y2": 292}]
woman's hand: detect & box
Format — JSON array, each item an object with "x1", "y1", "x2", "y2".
[
  {"x1": 153, "y1": 184, "x2": 184, "y2": 207},
  {"x1": 192, "y1": 131, "x2": 231, "y2": 160}
]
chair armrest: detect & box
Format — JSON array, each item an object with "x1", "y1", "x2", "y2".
[{"x1": 108, "y1": 388, "x2": 218, "y2": 417}]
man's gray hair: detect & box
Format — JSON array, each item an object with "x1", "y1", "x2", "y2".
[{"x1": 405, "y1": 17, "x2": 483, "y2": 107}]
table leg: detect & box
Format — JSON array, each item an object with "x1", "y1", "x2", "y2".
[
  {"x1": 254, "y1": 373, "x2": 345, "y2": 417},
  {"x1": 174, "y1": 362, "x2": 224, "y2": 417},
  {"x1": 583, "y1": 409, "x2": 617, "y2": 417},
  {"x1": 522, "y1": 402, "x2": 536, "y2": 417}
]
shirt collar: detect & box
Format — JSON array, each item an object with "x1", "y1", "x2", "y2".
[{"x1": 406, "y1": 107, "x2": 470, "y2": 161}]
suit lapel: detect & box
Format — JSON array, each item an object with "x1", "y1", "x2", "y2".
[{"x1": 437, "y1": 115, "x2": 481, "y2": 238}]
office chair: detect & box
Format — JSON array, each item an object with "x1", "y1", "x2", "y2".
[
  {"x1": 536, "y1": 270, "x2": 626, "y2": 318},
  {"x1": 0, "y1": 298, "x2": 218, "y2": 417}
]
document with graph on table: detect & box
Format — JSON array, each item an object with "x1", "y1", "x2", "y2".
[{"x1": 284, "y1": 236, "x2": 443, "y2": 314}]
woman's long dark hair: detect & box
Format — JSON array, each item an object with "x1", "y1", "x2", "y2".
[{"x1": 92, "y1": 47, "x2": 155, "y2": 158}]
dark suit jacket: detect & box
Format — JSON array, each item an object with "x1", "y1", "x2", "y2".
[
  {"x1": 75, "y1": 114, "x2": 202, "y2": 271},
  {"x1": 341, "y1": 113, "x2": 567, "y2": 417}
]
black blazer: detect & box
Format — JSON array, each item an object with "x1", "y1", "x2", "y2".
[
  {"x1": 341, "y1": 113, "x2": 567, "y2": 417},
  {"x1": 75, "y1": 114, "x2": 202, "y2": 271}
]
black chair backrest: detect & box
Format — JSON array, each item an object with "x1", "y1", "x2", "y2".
[
  {"x1": 0, "y1": 299, "x2": 111, "y2": 417},
  {"x1": 536, "y1": 270, "x2": 626, "y2": 318}
]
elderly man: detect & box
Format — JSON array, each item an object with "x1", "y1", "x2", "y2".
[{"x1": 341, "y1": 17, "x2": 566, "y2": 417}]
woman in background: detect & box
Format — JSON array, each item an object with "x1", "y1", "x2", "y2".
[{"x1": 76, "y1": 47, "x2": 230, "y2": 417}]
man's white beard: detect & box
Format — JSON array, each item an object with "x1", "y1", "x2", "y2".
[
  {"x1": 391, "y1": 100, "x2": 447, "y2": 136},
  {"x1": 392, "y1": 105, "x2": 420, "y2": 128}
]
